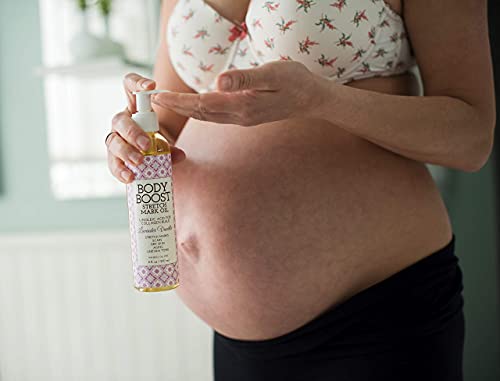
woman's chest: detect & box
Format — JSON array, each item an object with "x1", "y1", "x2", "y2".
[
  {"x1": 204, "y1": 0, "x2": 402, "y2": 22},
  {"x1": 167, "y1": 0, "x2": 412, "y2": 92}
]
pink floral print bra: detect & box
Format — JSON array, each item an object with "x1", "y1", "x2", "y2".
[{"x1": 167, "y1": 0, "x2": 415, "y2": 93}]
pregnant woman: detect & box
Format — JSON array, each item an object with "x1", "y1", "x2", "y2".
[{"x1": 105, "y1": 0, "x2": 495, "y2": 380}]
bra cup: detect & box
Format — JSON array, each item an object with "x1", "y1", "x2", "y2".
[
  {"x1": 167, "y1": 0, "x2": 415, "y2": 92},
  {"x1": 247, "y1": 0, "x2": 403, "y2": 81},
  {"x1": 167, "y1": 0, "x2": 241, "y2": 91}
]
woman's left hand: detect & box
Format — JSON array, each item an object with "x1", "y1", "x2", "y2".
[{"x1": 151, "y1": 61, "x2": 327, "y2": 126}]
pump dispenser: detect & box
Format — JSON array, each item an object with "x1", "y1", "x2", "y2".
[
  {"x1": 126, "y1": 89, "x2": 179, "y2": 293},
  {"x1": 132, "y1": 90, "x2": 170, "y2": 132}
]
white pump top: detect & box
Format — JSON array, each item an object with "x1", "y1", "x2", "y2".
[{"x1": 132, "y1": 90, "x2": 171, "y2": 132}]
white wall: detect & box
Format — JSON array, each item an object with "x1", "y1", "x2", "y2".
[{"x1": 0, "y1": 231, "x2": 213, "y2": 381}]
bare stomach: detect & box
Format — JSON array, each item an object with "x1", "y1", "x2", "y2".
[{"x1": 171, "y1": 73, "x2": 453, "y2": 340}]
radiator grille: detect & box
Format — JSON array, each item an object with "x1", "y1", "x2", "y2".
[{"x1": 0, "y1": 231, "x2": 212, "y2": 381}]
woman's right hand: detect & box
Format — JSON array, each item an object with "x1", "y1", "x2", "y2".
[{"x1": 106, "y1": 73, "x2": 186, "y2": 184}]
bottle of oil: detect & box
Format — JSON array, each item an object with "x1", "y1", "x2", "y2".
[{"x1": 126, "y1": 90, "x2": 179, "y2": 292}]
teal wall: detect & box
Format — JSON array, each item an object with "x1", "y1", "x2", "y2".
[
  {"x1": 444, "y1": 160, "x2": 500, "y2": 381},
  {"x1": 0, "y1": 1, "x2": 498, "y2": 379},
  {"x1": 0, "y1": 1, "x2": 128, "y2": 232}
]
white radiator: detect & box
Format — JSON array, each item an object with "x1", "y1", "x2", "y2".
[{"x1": 0, "y1": 230, "x2": 213, "y2": 381}]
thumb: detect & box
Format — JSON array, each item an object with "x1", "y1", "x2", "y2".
[
  {"x1": 124, "y1": 72, "x2": 156, "y2": 113},
  {"x1": 216, "y1": 63, "x2": 278, "y2": 92}
]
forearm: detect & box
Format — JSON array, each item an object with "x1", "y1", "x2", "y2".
[{"x1": 316, "y1": 83, "x2": 495, "y2": 172}]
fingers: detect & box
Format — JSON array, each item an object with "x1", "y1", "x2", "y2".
[
  {"x1": 107, "y1": 152, "x2": 135, "y2": 184},
  {"x1": 123, "y1": 72, "x2": 156, "y2": 113},
  {"x1": 216, "y1": 62, "x2": 279, "y2": 92},
  {"x1": 152, "y1": 89, "x2": 268, "y2": 125},
  {"x1": 106, "y1": 131, "x2": 144, "y2": 168},
  {"x1": 124, "y1": 73, "x2": 156, "y2": 91},
  {"x1": 107, "y1": 138, "x2": 187, "y2": 183},
  {"x1": 112, "y1": 110, "x2": 151, "y2": 151},
  {"x1": 109, "y1": 73, "x2": 186, "y2": 184},
  {"x1": 152, "y1": 92, "x2": 201, "y2": 112},
  {"x1": 152, "y1": 91, "x2": 240, "y2": 122}
]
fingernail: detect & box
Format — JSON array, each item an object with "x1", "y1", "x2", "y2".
[
  {"x1": 137, "y1": 136, "x2": 150, "y2": 150},
  {"x1": 130, "y1": 152, "x2": 142, "y2": 165},
  {"x1": 142, "y1": 80, "x2": 154, "y2": 89},
  {"x1": 219, "y1": 76, "x2": 232, "y2": 91},
  {"x1": 121, "y1": 170, "x2": 132, "y2": 182}
]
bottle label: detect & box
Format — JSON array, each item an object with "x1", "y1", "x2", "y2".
[
  {"x1": 131, "y1": 177, "x2": 177, "y2": 266},
  {"x1": 126, "y1": 153, "x2": 179, "y2": 288}
]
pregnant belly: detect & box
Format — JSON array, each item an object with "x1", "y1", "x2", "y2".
[{"x1": 172, "y1": 117, "x2": 452, "y2": 340}]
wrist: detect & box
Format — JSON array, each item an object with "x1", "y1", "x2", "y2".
[{"x1": 308, "y1": 75, "x2": 338, "y2": 121}]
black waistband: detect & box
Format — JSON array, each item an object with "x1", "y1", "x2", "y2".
[{"x1": 214, "y1": 235, "x2": 463, "y2": 359}]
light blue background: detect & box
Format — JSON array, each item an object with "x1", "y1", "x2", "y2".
[
  {"x1": 0, "y1": 1, "x2": 498, "y2": 379},
  {"x1": 0, "y1": 1, "x2": 128, "y2": 232}
]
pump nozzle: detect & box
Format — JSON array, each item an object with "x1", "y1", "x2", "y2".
[
  {"x1": 133, "y1": 90, "x2": 171, "y2": 113},
  {"x1": 131, "y1": 90, "x2": 171, "y2": 133}
]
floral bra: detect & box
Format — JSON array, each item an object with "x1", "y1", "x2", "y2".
[{"x1": 167, "y1": 0, "x2": 415, "y2": 93}]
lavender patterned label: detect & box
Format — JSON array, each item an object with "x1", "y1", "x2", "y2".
[
  {"x1": 126, "y1": 154, "x2": 179, "y2": 289},
  {"x1": 132, "y1": 177, "x2": 177, "y2": 266}
]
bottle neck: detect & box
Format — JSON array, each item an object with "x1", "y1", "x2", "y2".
[
  {"x1": 132, "y1": 111, "x2": 159, "y2": 133},
  {"x1": 141, "y1": 131, "x2": 172, "y2": 156}
]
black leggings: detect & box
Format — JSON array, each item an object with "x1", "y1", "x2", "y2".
[{"x1": 214, "y1": 236, "x2": 464, "y2": 381}]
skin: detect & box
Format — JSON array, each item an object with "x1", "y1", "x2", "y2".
[{"x1": 106, "y1": 0, "x2": 495, "y2": 340}]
